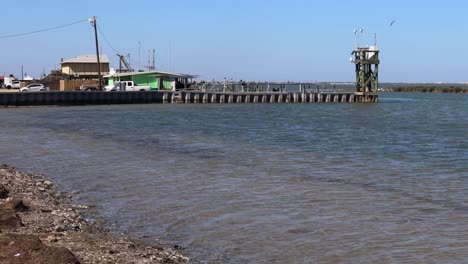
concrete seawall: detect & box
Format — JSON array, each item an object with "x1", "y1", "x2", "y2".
[{"x1": 0, "y1": 91, "x2": 378, "y2": 106}]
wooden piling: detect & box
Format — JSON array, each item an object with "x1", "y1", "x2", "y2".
[
  {"x1": 333, "y1": 94, "x2": 339, "y2": 103},
  {"x1": 278, "y1": 94, "x2": 283, "y2": 103}
]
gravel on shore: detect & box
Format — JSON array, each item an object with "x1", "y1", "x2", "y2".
[{"x1": 0, "y1": 164, "x2": 190, "y2": 263}]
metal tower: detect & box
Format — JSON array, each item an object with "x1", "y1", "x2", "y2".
[{"x1": 351, "y1": 46, "x2": 379, "y2": 93}]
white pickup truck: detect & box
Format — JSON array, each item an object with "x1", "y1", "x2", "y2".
[{"x1": 103, "y1": 81, "x2": 151, "y2": 92}]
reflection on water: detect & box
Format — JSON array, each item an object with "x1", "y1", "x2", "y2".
[{"x1": 1, "y1": 92, "x2": 467, "y2": 263}]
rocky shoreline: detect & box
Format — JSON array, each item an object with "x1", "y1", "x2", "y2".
[
  {"x1": 0, "y1": 164, "x2": 190, "y2": 263},
  {"x1": 389, "y1": 86, "x2": 468, "y2": 93}
]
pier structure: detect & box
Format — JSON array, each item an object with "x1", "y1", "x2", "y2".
[
  {"x1": 351, "y1": 45, "x2": 379, "y2": 101},
  {"x1": 0, "y1": 90, "x2": 377, "y2": 106},
  {"x1": 0, "y1": 46, "x2": 380, "y2": 106}
]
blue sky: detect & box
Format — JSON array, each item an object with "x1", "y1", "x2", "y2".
[{"x1": 1, "y1": 0, "x2": 467, "y2": 82}]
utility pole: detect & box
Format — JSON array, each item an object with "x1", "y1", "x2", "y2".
[{"x1": 89, "y1": 16, "x2": 102, "y2": 90}]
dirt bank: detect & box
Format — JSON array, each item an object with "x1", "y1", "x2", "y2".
[{"x1": 0, "y1": 164, "x2": 189, "y2": 263}]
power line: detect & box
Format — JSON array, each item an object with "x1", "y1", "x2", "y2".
[
  {"x1": 96, "y1": 23, "x2": 120, "y2": 54},
  {"x1": 0, "y1": 19, "x2": 88, "y2": 39}
]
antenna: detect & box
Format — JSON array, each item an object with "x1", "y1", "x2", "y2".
[
  {"x1": 374, "y1": 33, "x2": 377, "y2": 47},
  {"x1": 152, "y1": 49, "x2": 155, "y2": 70},
  {"x1": 143, "y1": 49, "x2": 157, "y2": 71},
  {"x1": 168, "y1": 41, "x2": 171, "y2": 72},
  {"x1": 148, "y1": 49, "x2": 150, "y2": 70},
  {"x1": 354, "y1": 28, "x2": 364, "y2": 48},
  {"x1": 360, "y1": 29, "x2": 363, "y2": 48},
  {"x1": 354, "y1": 29, "x2": 358, "y2": 48}
]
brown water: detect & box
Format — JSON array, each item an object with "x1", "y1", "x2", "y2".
[{"x1": 1, "y1": 92, "x2": 467, "y2": 263}]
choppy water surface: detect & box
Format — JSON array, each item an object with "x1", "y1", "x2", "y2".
[{"x1": 1, "y1": 92, "x2": 467, "y2": 263}]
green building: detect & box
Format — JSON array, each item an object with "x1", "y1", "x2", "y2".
[{"x1": 105, "y1": 70, "x2": 197, "y2": 91}]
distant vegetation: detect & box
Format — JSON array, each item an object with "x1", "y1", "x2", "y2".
[{"x1": 390, "y1": 86, "x2": 468, "y2": 93}]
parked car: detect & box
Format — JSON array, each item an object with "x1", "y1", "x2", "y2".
[
  {"x1": 19, "y1": 83, "x2": 49, "y2": 92},
  {"x1": 3, "y1": 77, "x2": 16, "y2": 89},
  {"x1": 10, "y1": 80, "x2": 21, "y2": 89}
]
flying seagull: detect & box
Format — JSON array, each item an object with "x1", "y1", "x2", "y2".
[{"x1": 390, "y1": 19, "x2": 397, "y2": 27}]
